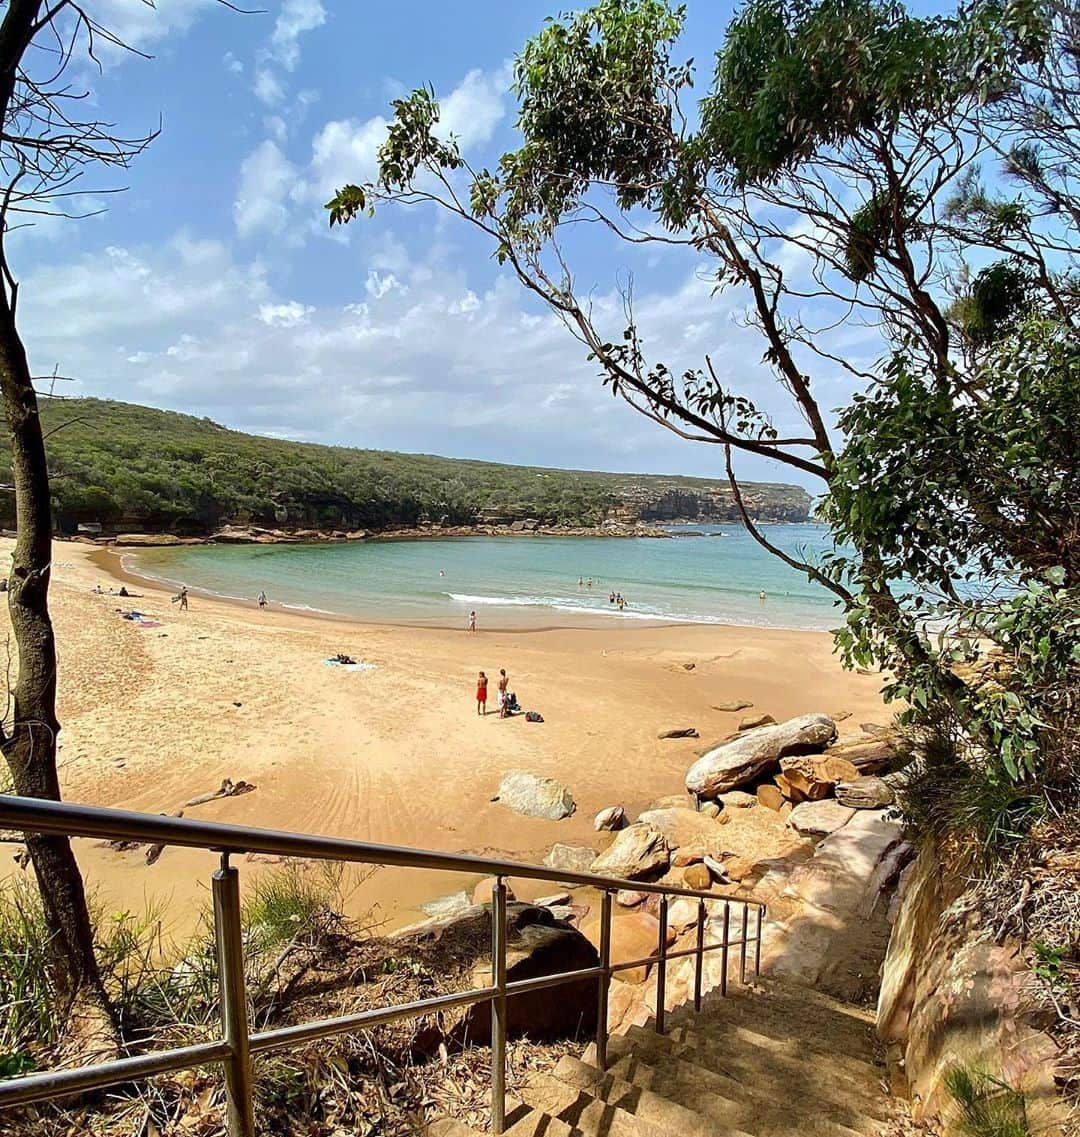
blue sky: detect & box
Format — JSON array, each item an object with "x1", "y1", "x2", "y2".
[{"x1": 14, "y1": 0, "x2": 885, "y2": 488}]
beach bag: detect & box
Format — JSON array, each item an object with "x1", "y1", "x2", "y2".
[{"x1": 525, "y1": 711, "x2": 544, "y2": 723}]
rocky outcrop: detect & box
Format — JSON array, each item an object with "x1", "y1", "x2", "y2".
[
  {"x1": 590, "y1": 824, "x2": 669, "y2": 880},
  {"x1": 635, "y1": 807, "x2": 731, "y2": 858},
  {"x1": 594, "y1": 805, "x2": 627, "y2": 831},
  {"x1": 544, "y1": 844, "x2": 596, "y2": 875},
  {"x1": 779, "y1": 753, "x2": 859, "y2": 802},
  {"x1": 878, "y1": 845, "x2": 1071, "y2": 1132},
  {"x1": 492, "y1": 771, "x2": 576, "y2": 820},
  {"x1": 686, "y1": 713, "x2": 838, "y2": 797}
]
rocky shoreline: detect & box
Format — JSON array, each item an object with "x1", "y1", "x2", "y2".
[{"x1": 67, "y1": 519, "x2": 693, "y2": 547}]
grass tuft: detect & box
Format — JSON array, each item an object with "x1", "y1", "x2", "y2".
[{"x1": 945, "y1": 1066, "x2": 1030, "y2": 1137}]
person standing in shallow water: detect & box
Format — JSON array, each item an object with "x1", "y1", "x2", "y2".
[
  {"x1": 258, "y1": 590, "x2": 268, "y2": 609},
  {"x1": 468, "y1": 610, "x2": 477, "y2": 633},
  {"x1": 476, "y1": 671, "x2": 488, "y2": 715}
]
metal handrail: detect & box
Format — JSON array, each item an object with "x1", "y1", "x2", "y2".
[{"x1": 0, "y1": 795, "x2": 766, "y2": 1133}]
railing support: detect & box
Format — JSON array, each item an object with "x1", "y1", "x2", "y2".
[
  {"x1": 595, "y1": 890, "x2": 612, "y2": 1070},
  {"x1": 740, "y1": 903, "x2": 749, "y2": 985},
  {"x1": 720, "y1": 901, "x2": 730, "y2": 997},
  {"x1": 212, "y1": 862, "x2": 255, "y2": 1137},
  {"x1": 491, "y1": 877, "x2": 508, "y2": 1134},
  {"x1": 693, "y1": 899, "x2": 706, "y2": 1013},
  {"x1": 655, "y1": 895, "x2": 669, "y2": 1035},
  {"x1": 755, "y1": 905, "x2": 764, "y2": 979}
]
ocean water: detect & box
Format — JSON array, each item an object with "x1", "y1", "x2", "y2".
[{"x1": 126, "y1": 523, "x2": 847, "y2": 631}]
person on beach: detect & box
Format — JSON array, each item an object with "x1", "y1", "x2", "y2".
[
  {"x1": 178, "y1": 586, "x2": 189, "y2": 611},
  {"x1": 476, "y1": 671, "x2": 488, "y2": 715},
  {"x1": 609, "y1": 590, "x2": 616, "y2": 604},
  {"x1": 497, "y1": 668, "x2": 509, "y2": 717},
  {"x1": 258, "y1": 590, "x2": 268, "y2": 609},
  {"x1": 578, "y1": 577, "x2": 583, "y2": 586},
  {"x1": 468, "y1": 610, "x2": 477, "y2": 633},
  {"x1": 759, "y1": 590, "x2": 767, "y2": 603}
]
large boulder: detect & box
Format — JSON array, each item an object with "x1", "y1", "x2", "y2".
[
  {"x1": 636, "y1": 807, "x2": 731, "y2": 858},
  {"x1": 580, "y1": 910, "x2": 674, "y2": 984},
  {"x1": 450, "y1": 906, "x2": 599, "y2": 1046},
  {"x1": 787, "y1": 799, "x2": 856, "y2": 837},
  {"x1": 492, "y1": 770, "x2": 576, "y2": 820},
  {"x1": 589, "y1": 824, "x2": 669, "y2": 881},
  {"x1": 779, "y1": 754, "x2": 859, "y2": 802},
  {"x1": 686, "y1": 713, "x2": 838, "y2": 797},
  {"x1": 826, "y1": 735, "x2": 898, "y2": 774}
]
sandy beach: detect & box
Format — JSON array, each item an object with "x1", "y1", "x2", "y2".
[{"x1": 1, "y1": 537, "x2": 889, "y2": 937}]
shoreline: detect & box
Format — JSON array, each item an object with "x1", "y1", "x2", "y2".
[
  {"x1": 97, "y1": 535, "x2": 841, "y2": 637},
  {"x1": 7, "y1": 536, "x2": 887, "y2": 937}
]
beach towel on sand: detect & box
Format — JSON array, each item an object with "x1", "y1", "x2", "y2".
[{"x1": 322, "y1": 658, "x2": 376, "y2": 672}]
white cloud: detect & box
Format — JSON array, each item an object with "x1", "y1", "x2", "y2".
[
  {"x1": 17, "y1": 229, "x2": 835, "y2": 483},
  {"x1": 234, "y1": 140, "x2": 299, "y2": 238},
  {"x1": 253, "y1": 0, "x2": 326, "y2": 105},
  {"x1": 223, "y1": 51, "x2": 244, "y2": 75},
  {"x1": 270, "y1": 0, "x2": 327, "y2": 70},
  {"x1": 259, "y1": 301, "x2": 315, "y2": 327},
  {"x1": 435, "y1": 64, "x2": 510, "y2": 149}
]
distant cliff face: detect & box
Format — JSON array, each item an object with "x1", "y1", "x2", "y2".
[{"x1": 615, "y1": 484, "x2": 812, "y2": 524}]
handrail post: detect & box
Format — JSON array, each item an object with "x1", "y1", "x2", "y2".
[
  {"x1": 755, "y1": 906, "x2": 764, "y2": 980},
  {"x1": 693, "y1": 898, "x2": 706, "y2": 1013},
  {"x1": 655, "y1": 895, "x2": 669, "y2": 1035},
  {"x1": 720, "y1": 901, "x2": 730, "y2": 997},
  {"x1": 595, "y1": 890, "x2": 612, "y2": 1070},
  {"x1": 740, "y1": 904, "x2": 749, "y2": 985},
  {"x1": 213, "y1": 861, "x2": 255, "y2": 1137},
  {"x1": 491, "y1": 877, "x2": 508, "y2": 1134}
]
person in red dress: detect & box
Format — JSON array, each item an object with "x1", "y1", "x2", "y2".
[{"x1": 476, "y1": 671, "x2": 488, "y2": 716}]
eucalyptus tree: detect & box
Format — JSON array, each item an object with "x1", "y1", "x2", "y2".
[{"x1": 326, "y1": 0, "x2": 1078, "y2": 826}]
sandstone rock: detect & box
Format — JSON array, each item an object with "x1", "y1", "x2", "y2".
[
  {"x1": 739, "y1": 713, "x2": 776, "y2": 730},
  {"x1": 471, "y1": 877, "x2": 517, "y2": 905},
  {"x1": 114, "y1": 532, "x2": 185, "y2": 546},
  {"x1": 442, "y1": 905, "x2": 599, "y2": 1046},
  {"x1": 836, "y1": 776, "x2": 895, "y2": 810},
  {"x1": 589, "y1": 824, "x2": 669, "y2": 881},
  {"x1": 492, "y1": 770, "x2": 576, "y2": 820},
  {"x1": 646, "y1": 794, "x2": 695, "y2": 811},
  {"x1": 722, "y1": 856, "x2": 758, "y2": 882},
  {"x1": 534, "y1": 892, "x2": 571, "y2": 908},
  {"x1": 698, "y1": 801, "x2": 722, "y2": 818},
  {"x1": 658, "y1": 727, "x2": 699, "y2": 739},
  {"x1": 419, "y1": 891, "x2": 473, "y2": 920},
  {"x1": 580, "y1": 910, "x2": 674, "y2": 984},
  {"x1": 827, "y1": 736, "x2": 897, "y2": 774},
  {"x1": 773, "y1": 772, "x2": 797, "y2": 801},
  {"x1": 682, "y1": 864, "x2": 712, "y2": 891},
  {"x1": 787, "y1": 799, "x2": 856, "y2": 837},
  {"x1": 594, "y1": 805, "x2": 627, "y2": 831},
  {"x1": 779, "y1": 753, "x2": 860, "y2": 801},
  {"x1": 616, "y1": 889, "x2": 648, "y2": 907},
  {"x1": 672, "y1": 848, "x2": 704, "y2": 868},
  {"x1": 667, "y1": 897, "x2": 701, "y2": 931},
  {"x1": 636, "y1": 808, "x2": 730, "y2": 856},
  {"x1": 712, "y1": 699, "x2": 753, "y2": 712},
  {"x1": 718, "y1": 790, "x2": 757, "y2": 809},
  {"x1": 756, "y1": 784, "x2": 786, "y2": 811},
  {"x1": 682, "y1": 662, "x2": 696, "y2": 671},
  {"x1": 543, "y1": 844, "x2": 597, "y2": 875},
  {"x1": 686, "y1": 713, "x2": 838, "y2": 797},
  {"x1": 703, "y1": 854, "x2": 731, "y2": 882}
]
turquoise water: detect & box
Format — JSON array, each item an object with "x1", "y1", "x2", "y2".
[{"x1": 127, "y1": 524, "x2": 846, "y2": 631}]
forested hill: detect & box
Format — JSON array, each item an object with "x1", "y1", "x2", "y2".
[{"x1": 9, "y1": 398, "x2": 812, "y2": 535}]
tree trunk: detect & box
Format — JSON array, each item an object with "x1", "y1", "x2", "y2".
[{"x1": 0, "y1": 292, "x2": 116, "y2": 1051}]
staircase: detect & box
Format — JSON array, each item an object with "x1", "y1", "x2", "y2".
[{"x1": 431, "y1": 979, "x2": 897, "y2": 1137}]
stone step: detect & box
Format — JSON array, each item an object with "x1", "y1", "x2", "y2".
[
  {"x1": 502, "y1": 1100, "x2": 576, "y2": 1137},
  {"x1": 548, "y1": 1055, "x2": 753, "y2": 1137},
  {"x1": 602, "y1": 1029, "x2": 890, "y2": 1126},
  {"x1": 517, "y1": 1071, "x2": 677, "y2": 1137},
  {"x1": 675, "y1": 987, "x2": 877, "y2": 1049},
  {"x1": 608, "y1": 1052, "x2": 877, "y2": 1137},
  {"x1": 622, "y1": 1025, "x2": 883, "y2": 1106},
  {"x1": 674, "y1": 1021, "x2": 882, "y2": 1085}
]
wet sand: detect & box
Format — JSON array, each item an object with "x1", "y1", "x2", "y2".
[{"x1": 1, "y1": 538, "x2": 889, "y2": 939}]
